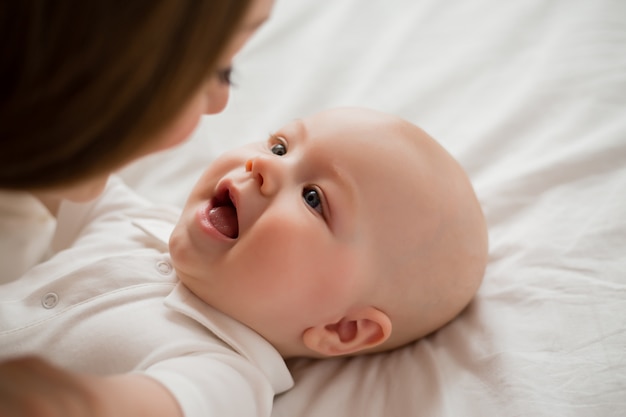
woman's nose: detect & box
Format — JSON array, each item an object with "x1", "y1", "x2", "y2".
[{"x1": 245, "y1": 156, "x2": 282, "y2": 196}]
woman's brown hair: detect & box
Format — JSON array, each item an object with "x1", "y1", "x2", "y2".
[{"x1": 0, "y1": 0, "x2": 252, "y2": 189}]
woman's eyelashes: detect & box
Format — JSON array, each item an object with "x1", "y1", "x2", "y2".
[{"x1": 216, "y1": 67, "x2": 234, "y2": 86}]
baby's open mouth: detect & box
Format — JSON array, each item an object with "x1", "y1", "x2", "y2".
[{"x1": 208, "y1": 188, "x2": 239, "y2": 239}]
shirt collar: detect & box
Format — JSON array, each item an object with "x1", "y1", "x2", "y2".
[
  {"x1": 131, "y1": 218, "x2": 176, "y2": 251},
  {"x1": 164, "y1": 283, "x2": 294, "y2": 394}
]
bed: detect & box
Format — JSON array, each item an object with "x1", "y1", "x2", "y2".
[{"x1": 120, "y1": 0, "x2": 626, "y2": 415}]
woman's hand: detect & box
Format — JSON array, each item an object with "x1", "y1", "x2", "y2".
[
  {"x1": 0, "y1": 356, "x2": 100, "y2": 417},
  {"x1": 0, "y1": 356, "x2": 182, "y2": 417}
]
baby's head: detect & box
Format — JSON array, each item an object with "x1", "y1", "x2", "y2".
[{"x1": 170, "y1": 107, "x2": 488, "y2": 358}]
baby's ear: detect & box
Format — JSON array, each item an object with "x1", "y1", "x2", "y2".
[{"x1": 302, "y1": 307, "x2": 392, "y2": 357}]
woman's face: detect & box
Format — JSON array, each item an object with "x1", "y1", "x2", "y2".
[
  {"x1": 49, "y1": 0, "x2": 275, "y2": 204},
  {"x1": 152, "y1": 0, "x2": 275, "y2": 152}
]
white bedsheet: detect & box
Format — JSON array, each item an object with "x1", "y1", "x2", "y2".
[{"x1": 120, "y1": 0, "x2": 626, "y2": 415}]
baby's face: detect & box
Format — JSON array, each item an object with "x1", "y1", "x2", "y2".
[{"x1": 170, "y1": 108, "x2": 481, "y2": 357}]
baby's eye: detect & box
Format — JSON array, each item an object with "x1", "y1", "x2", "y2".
[
  {"x1": 271, "y1": 143, "x2": 286, "y2": 156},
  {"x1": 269, "y1": 136, "x2": 287, "y2": 156},
  {"x1": 303, "y1": 187, "x2": 323, "y2": 215}
]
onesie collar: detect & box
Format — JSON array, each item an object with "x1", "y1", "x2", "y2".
[
  {"x1": 163, "y1": 283, "x2": 294, "y2": 394},
  {"x1": 134, "y1": 212, "x2": 294, "y2": 393}
]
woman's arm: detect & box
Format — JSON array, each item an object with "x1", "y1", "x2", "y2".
[{"x1": 0, "y1": 357, "x2": 182, "y2": 417}]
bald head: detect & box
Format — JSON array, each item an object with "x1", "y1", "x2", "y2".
[
  {"x1": 282, "y1": 107, "x2": 488, "y2": 354},
  {"x1": 342, "y1": 110, "x2": 488, "y2": 352}
]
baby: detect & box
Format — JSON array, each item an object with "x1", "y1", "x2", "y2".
[
  {"x1": 0, "y1": 108, "x2": 488, "y2": 417},
  {"x1": 170, "y1": 106, "x2": 488, "y2": 357}
]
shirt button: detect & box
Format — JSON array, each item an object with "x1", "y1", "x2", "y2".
[
  {"x1": 42, "y1": 292, "x2": 59, "y2": 309},
  {"x1": 156, "y1": 260, "x2": 173, "y2": 275}
]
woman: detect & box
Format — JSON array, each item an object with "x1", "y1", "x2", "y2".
[
  {"x1": 0, "y1": 1, "x2": 275, "y2": 415},
  {"x1": 0, "y1": 0, "x2": 274, "y2": 281}
]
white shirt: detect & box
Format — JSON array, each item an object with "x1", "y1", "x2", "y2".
[{"x1": 0, "y1": 177, "x2": 293, "y2": 417}]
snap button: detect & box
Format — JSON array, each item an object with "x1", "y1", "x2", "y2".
[
  {"x1": 156, "y1": 260, "x2": 172, "y2": 275},
  {"x1": 42, "y1": 292, "x2": 59, "y2": 309}
]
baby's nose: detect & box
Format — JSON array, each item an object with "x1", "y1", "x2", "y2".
[{"x1": 245, "y1": 156, "x2": 280, "y2": 196}]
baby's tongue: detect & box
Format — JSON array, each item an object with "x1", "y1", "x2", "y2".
[{"x1": 208, "y1": 206, "x2": 238, "y2": 238}]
